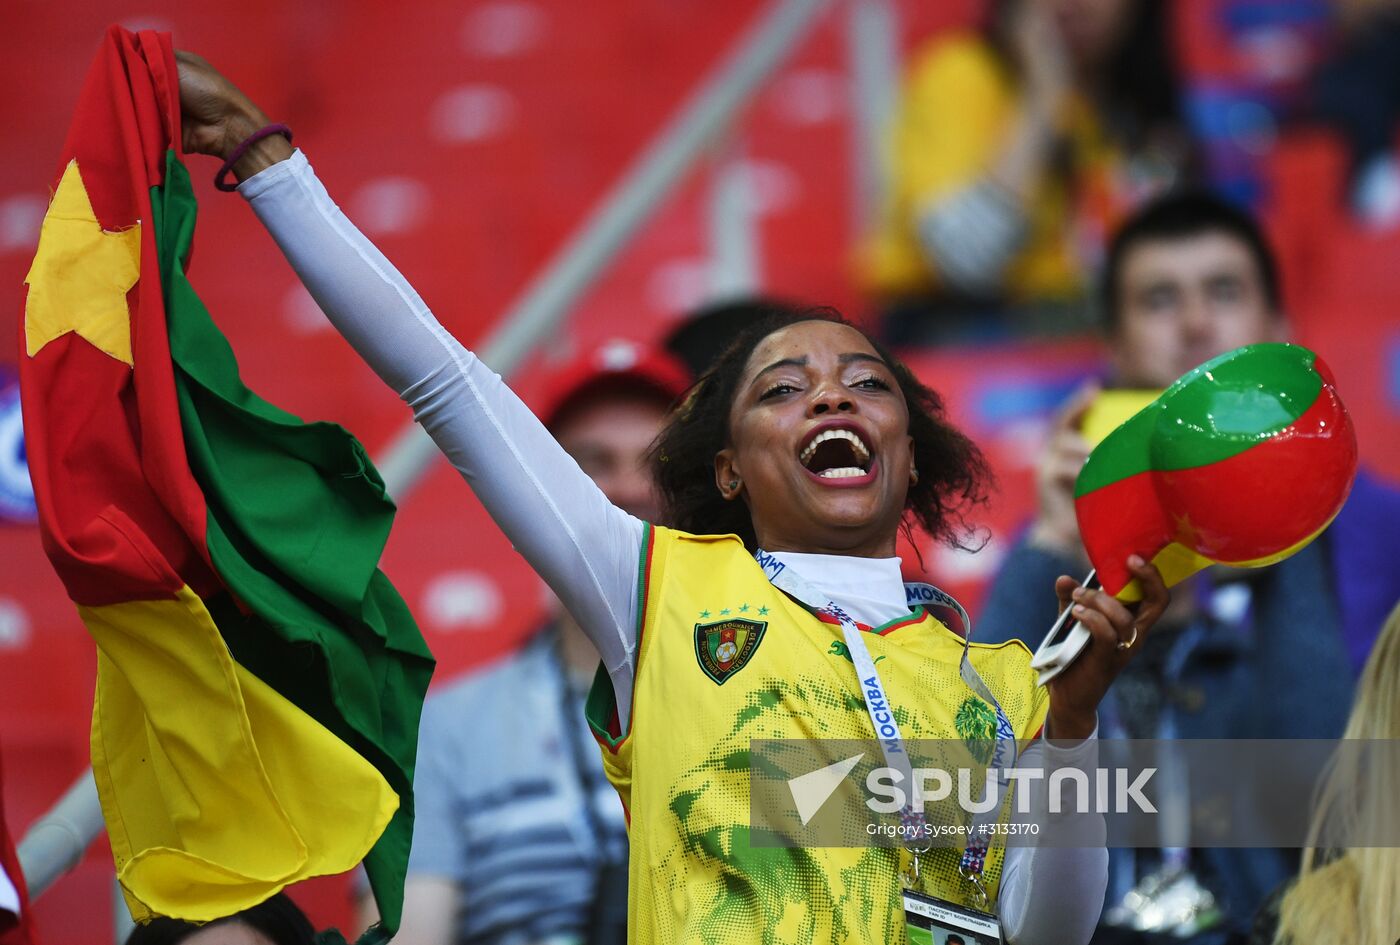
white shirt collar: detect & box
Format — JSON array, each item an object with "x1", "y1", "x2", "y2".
[{"x1": 765, "y1": 550, "x2": 913, "y2": 629}]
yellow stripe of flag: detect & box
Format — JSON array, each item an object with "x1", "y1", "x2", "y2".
[{"x1": 82, "y1": 585, "x2": 398, "y2": 921}]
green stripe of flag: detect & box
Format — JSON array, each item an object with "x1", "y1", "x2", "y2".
[
  {"x1": 1076, "y1": 344, "x2": 1321, "y2": 497},
  {"x1": 153, "y1": 150, "x2": 434, "y2": 940}
]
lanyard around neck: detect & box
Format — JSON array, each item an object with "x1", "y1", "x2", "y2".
[{"x1": 754, "y1": 549, "x2": 1019, "y2": 898}]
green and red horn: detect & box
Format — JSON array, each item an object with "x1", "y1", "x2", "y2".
[{"x1": 1074, "y1": 343, "x2": 1357, "y2": 601}]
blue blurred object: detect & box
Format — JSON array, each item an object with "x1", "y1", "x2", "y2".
[
  {"x1": 1218, "y1": 0, "x2": 1328, "y2": 33},
  {"x1": 0, "y1": 367, "x2": 36, "y2": 524},
  {"x1": 1179, "y1": 0, "x2": 1334, "y2": 209},
  {"x1": 972, "y1": 372, "x2": 1095, "y2": 431},
  {"x1": 1185, "y1": 84, "x2": 1283, "y2": 208}
]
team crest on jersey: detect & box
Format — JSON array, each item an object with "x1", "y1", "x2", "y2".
[{"x1": 694, "y1": 618, "x2": 767, "y2": 685}]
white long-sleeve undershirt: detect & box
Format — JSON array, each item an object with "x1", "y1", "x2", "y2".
[{"x1": 239, "y1": 149, "x2": 1106, "y2": 944}]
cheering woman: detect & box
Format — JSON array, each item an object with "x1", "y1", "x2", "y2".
[{"x1": 176, "y1": 51, "x2": 1168, "y2": 945}]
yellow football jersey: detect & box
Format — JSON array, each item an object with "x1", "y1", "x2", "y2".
[{"x1": 586, "y1": 526, "x2": 1050, "y2": 943}]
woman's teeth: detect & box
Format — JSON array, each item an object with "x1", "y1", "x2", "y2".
[
  {"x1": 799, "y1": 428, "x2": 871, "y2": 467},
  {"x1": 817, "y1": 467, "x2": 868, "y2": 479}
]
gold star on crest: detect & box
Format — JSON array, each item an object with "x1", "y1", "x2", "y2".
[{"x1": 24, "y1": 159, "x2": 141, "y2": 366}]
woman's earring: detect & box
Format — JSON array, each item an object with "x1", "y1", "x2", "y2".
[{"x1": 910, "y1": 468, "x2": 919, "y2": 485}]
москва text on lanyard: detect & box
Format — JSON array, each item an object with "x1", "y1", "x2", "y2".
[{"x1": 755, "y1": 549, "x2": 1019, "y2": 908}]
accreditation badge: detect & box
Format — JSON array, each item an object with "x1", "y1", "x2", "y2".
[{"x1": 903, "y1": 889, "x2": 1003, "y2": 945}]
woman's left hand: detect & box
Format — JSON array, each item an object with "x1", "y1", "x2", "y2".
[
  {"x1": 1042, "y1": 555, "x2": 1169, "y2": 741},
  {"x1": 175, "y1": 50, "x2": 292, "y2": 180}
]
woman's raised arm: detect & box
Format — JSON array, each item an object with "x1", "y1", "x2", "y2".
[{"x1": 177, "y1": 52, "x2": 647, "y2": 720}]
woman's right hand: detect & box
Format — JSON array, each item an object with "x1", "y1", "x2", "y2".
[
  {"x1": 1006, "y1": 0, "x2": 1071, "y2": 114},
  {"x1": 175, "y1": 50, "x2": 292, "y2": 177},
  {"x1": 1027, "y1": 383, "x2": 1096, "y2": 560},
  {"x1": 987, "y1": 1, "x2": 1070, "y2": 202}
]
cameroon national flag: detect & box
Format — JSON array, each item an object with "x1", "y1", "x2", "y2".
[{"x1": 18, "y1": 27, "x2": 433, "y2": 941}]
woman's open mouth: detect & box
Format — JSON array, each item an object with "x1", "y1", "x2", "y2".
[{"x1": 798, "y1": 424, "x2": 877, "y2": 485}]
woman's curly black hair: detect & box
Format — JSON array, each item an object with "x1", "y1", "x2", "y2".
[{"x1": 649, "y1": 304, "x2": 991, "y2": 552}]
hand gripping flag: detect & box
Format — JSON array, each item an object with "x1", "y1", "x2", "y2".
[
  {"x1": 1075, "y1": 343, "x2": 1358, "y2": 600},
  {"x1": 18, "y1": 27, "x2": 433, "y2": 942}
]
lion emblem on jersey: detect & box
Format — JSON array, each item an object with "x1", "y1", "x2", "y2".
[
  {"x1": 694, "y1": 618, "x2": 767, "y2": 685},
  {"x1": 954, "y1": 696, "x2": 998, "y2": 765}
]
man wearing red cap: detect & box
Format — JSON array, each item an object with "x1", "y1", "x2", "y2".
[{"x1": 380, "y1": 340, "x2": 687, "y2": 945}]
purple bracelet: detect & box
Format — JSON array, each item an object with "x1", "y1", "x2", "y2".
[{"x1": 213, "y1": 123, "x2": 293, "y2": 192}]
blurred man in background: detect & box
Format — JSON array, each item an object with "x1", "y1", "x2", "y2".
[
  {"x1": 378, "y1": 339, "x2": 688, "y2": 945},
  {"x1": 977, "y1": 190, "x2": 1400, "y2": 941}
]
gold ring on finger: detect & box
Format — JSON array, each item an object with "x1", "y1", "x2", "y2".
[{"x1": 1116, "y1": 625, "x2": 1139, "y2": 651}]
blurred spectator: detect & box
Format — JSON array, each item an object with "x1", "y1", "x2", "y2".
[
  {"x1": 1312, "y1": 0, "x2": 1400, "y2": 227},
  {"x1": 863, "y1": 0, "x2": 1189, "y2": 343},
  {"x1": 974, "y1": 191, "x2": 1400, "y2": 940},
  {"x1": 1169, "y1": 0, "x2": 1333, "y2": 209},
  {"x1": 1249, "y1": 598, "x2": 1400, "y2": 945},
  {"x1": 374, "y1": 340, "x2": 688, "y2": 945},
  {"x1": 124, "y1": 893, "x2": 317, "y2": 945}
]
